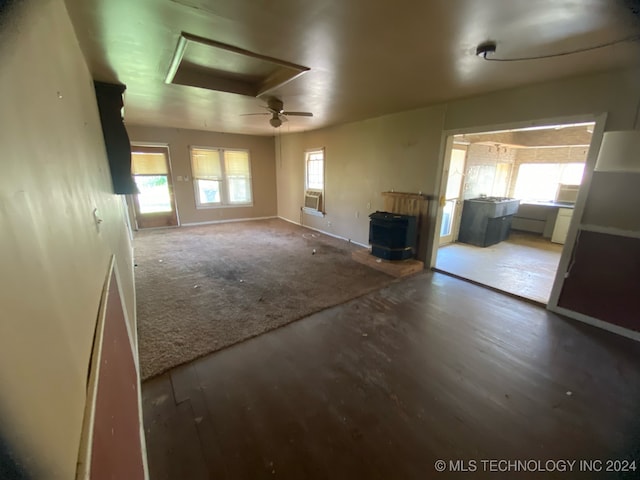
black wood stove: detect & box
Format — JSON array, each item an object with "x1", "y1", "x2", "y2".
[{"x1": 368, "y1": 211, "x2": 417, "y2": 260}]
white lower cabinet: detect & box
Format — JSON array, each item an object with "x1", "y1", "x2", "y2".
[{"x1": 551, "y1": 208, "x2": 573, "y2": 244}]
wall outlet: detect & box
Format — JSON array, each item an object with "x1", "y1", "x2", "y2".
[
  {"x1": 355, "y1": 211, "x2": 360, "y2": 218},
  {"x1": 367, "y1": 202, "x2": 371, "y2": 209},
  {"x1": 327, "y1": 221, "x2": 332, "y2": 227}
]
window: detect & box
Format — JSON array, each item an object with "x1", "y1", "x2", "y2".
[
  {"x1": 303, "y1": 149, "x2": 325, "y2": 215},
  {"x1": 305, "y1": 149, "x2": 324, "y2": 191},
  {"x1": 190, "y1": 147, "x2": 252, "y2": 207},
  {"x1": 513, "y1": 163, "x2": 585, "y2": 202},
  {"x1": 131, "y1": 151, "x2": 172, "y2": 213}
]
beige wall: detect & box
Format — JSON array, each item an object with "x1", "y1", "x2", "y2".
[
  {"x1": 276, "y1": 106, "x2": 447, "y2": 244},
  {"x1": 443, "y1": 68, "x2": 639, "y2": 132},
  {"x1": 276, "y1": 67, "x2": 640, "y2": 244},
  {"x1": 0, "y1": 0, "x2": 135, "y2": 478},
  {"x1": 126, "y1": 125, "x2": 277, "y2": 225}
]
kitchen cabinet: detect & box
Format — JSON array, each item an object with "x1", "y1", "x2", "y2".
[
  {"x1": 551, "y1": 208, "x2": 573, "y2": 244},
  {"x1": 485, "y1": 215, "x2": 514, "y2": 246},
  {"x1": 512, "y1": 202, "x2": 576, "y2": 238},
  {"x1": 458, "y1": 198, "x2": 519, "y2": 247}
]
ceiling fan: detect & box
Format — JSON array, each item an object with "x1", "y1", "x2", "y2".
[{"x1": 242, "y1": 97, "x2": 313, "y2": 128}]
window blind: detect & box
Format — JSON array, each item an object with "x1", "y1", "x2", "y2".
[
  {"x1": 131, "y1": 152, "x2": 168, "y2": 175},
  {"x1": 224, "y1": 150, "x2": 250, "y2": 176},
  {"x1": 191, "y1": 148, "x2": 222, "y2": 180}
]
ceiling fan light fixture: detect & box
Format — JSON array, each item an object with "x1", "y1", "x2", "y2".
[
  {"x1": 242, "y1": 97, "x2": 312, "y2": 128},
  {"x1": 270, "y1": 115, "x2": 282, "y2": 128}
]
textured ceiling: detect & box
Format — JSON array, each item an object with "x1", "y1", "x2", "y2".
[{"x1": 64, "y1": 0, "x2": 640, "y2": 136}]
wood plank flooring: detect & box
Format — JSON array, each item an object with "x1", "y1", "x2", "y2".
[
  {"x1": 435, "y1": 232, "x2": 563, "y2": 304},
  {"x1": 142, "y1": 272, "x2": 640, "y2": 480}
]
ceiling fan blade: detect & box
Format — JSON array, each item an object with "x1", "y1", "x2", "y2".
[
  {"x1": 240, "y1": 113, "x2": 270, "y2": 116},
  {"x1": 282, "y1": 111, "x2": 313, "y2": 117}
]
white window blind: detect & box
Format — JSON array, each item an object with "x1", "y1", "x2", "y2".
[
  {"x1": 224, "y1": 150, "x2": 252, "y2": 204},
  {"x1": 131, "y1": 152, "x2": 168, "y2": 175},
  {"x1": 191, "y1": 148, "x2": 222, "y2": 180},
  {"x1": 190, "y1": 147, "x2": 252, "y2": 207}
]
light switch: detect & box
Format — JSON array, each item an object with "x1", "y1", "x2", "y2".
[{"x1": 93, "y1": 208, "x2": 103, "y2": 232}]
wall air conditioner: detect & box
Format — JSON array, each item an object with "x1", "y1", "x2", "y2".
[
  {"x1": 556, "y1": 184, "x2": 579, "y2": 204},
  {"x1": 304, "y1": 190, "x2": 322, "y2": 211}
]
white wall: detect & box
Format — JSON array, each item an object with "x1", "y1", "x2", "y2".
[{"x1": 0, "y1": 0, "x2": 135, "y2": 477}]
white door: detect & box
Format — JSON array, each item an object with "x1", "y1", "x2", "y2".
[
  {"x1": 131, "y1": 146, "x2": 178, "y2": 228},
  {"x1": 439, "y1": 147, "x2": 467, "y2": 245}
]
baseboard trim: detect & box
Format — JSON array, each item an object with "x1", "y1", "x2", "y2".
[
  {"x1": 181, "y1": 216, "x2": 277, "y2": 227},
  {"x1": 549, "y1": 305, "x2": 640, "y2": 342},
  {"x1": 277, "y1": 216, "x2": 369, "y2": 248}
]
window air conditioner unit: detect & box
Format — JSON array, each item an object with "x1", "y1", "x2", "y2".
[
  {"x1": 555, "y1": 184, "x2": 579, "y2": 204},
  {"x1": 304, "y1": 190, "x2": 322, "y2": 211}
]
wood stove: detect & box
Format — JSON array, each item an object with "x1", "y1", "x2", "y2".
[{"x1": 368, "y1": 211, "x2": 417, "y2": 260}]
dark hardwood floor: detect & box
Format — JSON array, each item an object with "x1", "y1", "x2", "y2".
[{"x1": 142, "y1": 272, "x2": 640, "y2": 480}]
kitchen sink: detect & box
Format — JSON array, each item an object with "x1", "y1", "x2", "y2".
[
  {"x1": 473, "y1": 196, "x2": 513, "y2": 202},
  {"x1": 468, "y1": 197, "x2": 520, "y2": 217}
]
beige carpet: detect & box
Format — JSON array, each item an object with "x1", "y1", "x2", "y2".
[{"x1": 135, "y1": 218, "x2": 395, "y2": 379}]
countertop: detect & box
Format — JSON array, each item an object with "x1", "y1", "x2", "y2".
[{"x1": 520, "y1": 201, "x2": 575, "y2": 209}]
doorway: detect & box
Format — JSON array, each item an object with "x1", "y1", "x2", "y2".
[
  {"x1": 434, "y1": 121, "x2": 596, "y2": 304},
  {"x1": 439, "y1": 147, "x2": 467, "y2": 246},
  {"x1": 131, "y1": 145, "x2": 178, "y2": 229}
]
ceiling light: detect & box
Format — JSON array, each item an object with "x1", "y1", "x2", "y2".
[
  {"x1": 270, "y1": 116, "x2": 282, "y2": 128},
  {"x1": 477, "y1": 34, "x2": 640, "y2": 62},
  {"x1": 476, "y1": 41, "x2": 497, "y2": 58}
]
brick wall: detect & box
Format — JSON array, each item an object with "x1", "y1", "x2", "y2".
[
  {"x1": 465, "y1": 143, "x2": 517, "y2": 166},
  {"x1": 462, "y1": 144, "x2": 516, "y2": 199},
  {"x1": 514, "y1": 146, "x2": 589, "y2": 164}
]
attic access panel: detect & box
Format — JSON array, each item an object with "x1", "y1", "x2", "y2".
[{"x1": 166, "y1": 32, "x2": 309, "y2": 97}]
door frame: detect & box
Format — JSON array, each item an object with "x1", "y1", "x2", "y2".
[
  {"x1": 129, "y1": 144, "x2": 180, "y2": 229},
  {"x1": 439, "y1": 144, "x2": 468, "y2": 246},
  {"x1": 427, "y1": 113, "x2": 607, "y2": 310}
]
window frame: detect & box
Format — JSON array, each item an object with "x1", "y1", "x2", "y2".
[
  {"x1": 304, "y1": 148, "x2": 325, "y2": 215},
  {"x1": 305, "y1": 148, "x2": 325, "y2": 193},
  {"x1": 129, "y1": 144, "x2": 178, "y2": 220},
  {"x1": 189, "y1": 146, "x2": 253, "y2": 209}
]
